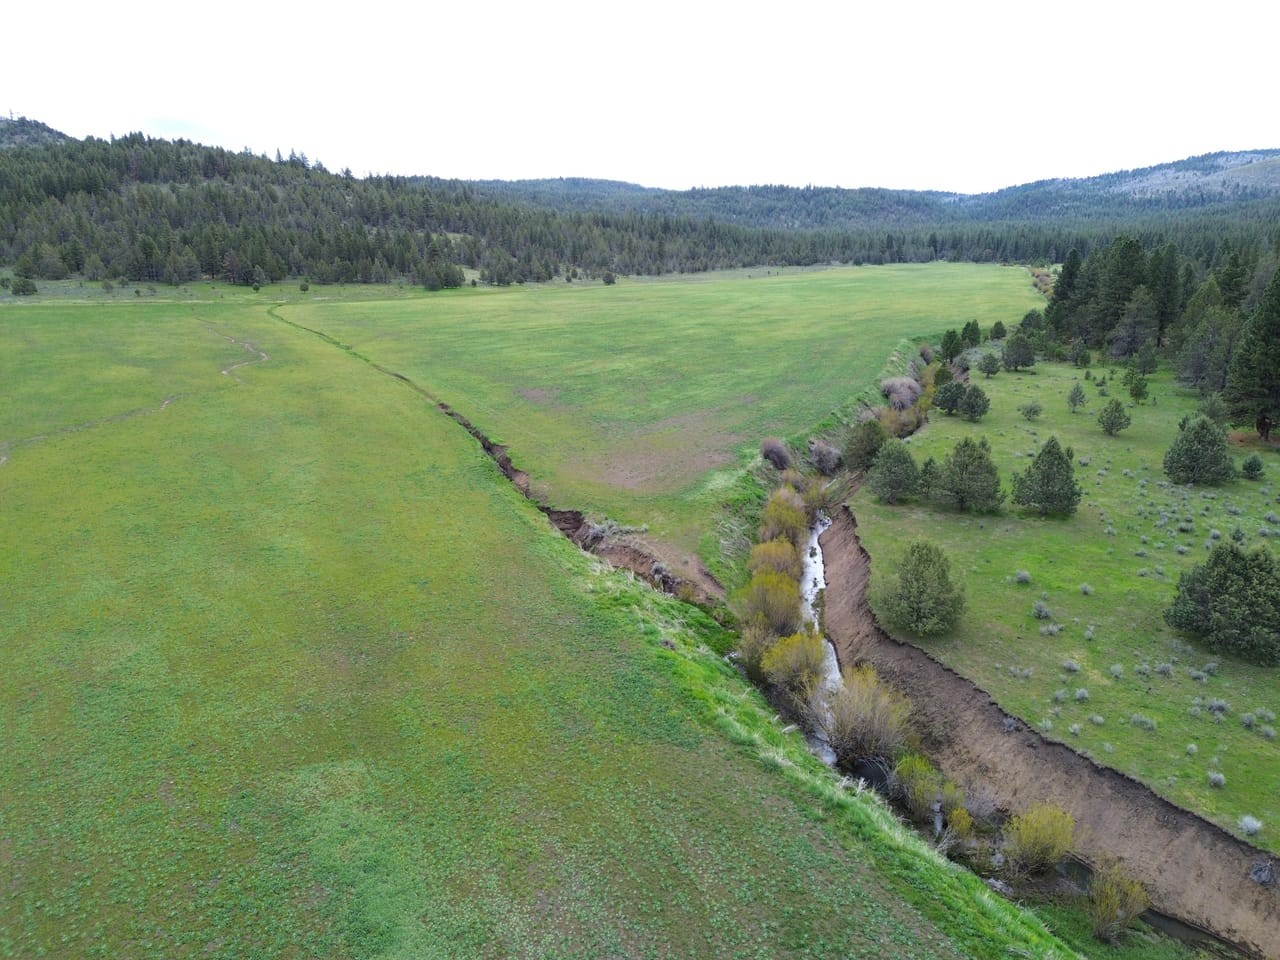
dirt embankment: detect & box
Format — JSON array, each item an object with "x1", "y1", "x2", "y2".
[
  {"x1": 436, "y1": 401, "x2": 723, "y2": 607},
  {"x1": 820, "y1": 503, "x2": 1278, "y2": 960}
]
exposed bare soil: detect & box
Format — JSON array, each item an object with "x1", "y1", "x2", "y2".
[{"x1": 820, "y1": 503, "x2": 1279, "y2": 959}]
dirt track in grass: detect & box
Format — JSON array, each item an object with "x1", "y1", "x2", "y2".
[{"x1": 820, "y1": 502, "x2": 1279, "y2": 959}]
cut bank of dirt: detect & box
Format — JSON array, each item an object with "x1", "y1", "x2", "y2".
[{"x1": 820, "y1": 503, "x2": 1279, "y2": 959}]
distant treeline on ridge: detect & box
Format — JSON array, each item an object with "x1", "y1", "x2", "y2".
[{"x1": 2, "y1": 120, "x2": 1279, "y2": 288}]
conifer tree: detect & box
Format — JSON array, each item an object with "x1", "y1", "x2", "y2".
[
  {"x1": 1067, "y1": 382, "x2": 1088, "y2": 413},
  {"x1": 867, "y1": 438, "x2": 920, "y2": 504},
  {"x1": 1097, "y1": 398, "x2": 1131, "y2": 436},
  {"x1": 1163, "y1": 415, "x2": 1235, "y2": 485},
  {"x1": 959, "y1": 384, "x2": 990, "y2": 422},
  {"x1": 1011, "y1": 436, "x2": 1081, "y2": 516},
  {"x1": 1223, "y1": 266, "x2": 1280, "y2": 437},
  {"x1": 938, "y1": 436, "x2": 1004, "y2": 512},
  {"x1": 872, "y1": 539, "x2": 965, "y2": 637}
]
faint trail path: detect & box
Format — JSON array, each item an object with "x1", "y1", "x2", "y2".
[
  {"x1": 208, "y1": 327, "x2": 270, "y2": 378},
  {"x1": 0, "y1": 395, "x2": 181, "y2": 466},
  {"x1": 0, "y1": 324, "x2": 268, "y2": 470}
]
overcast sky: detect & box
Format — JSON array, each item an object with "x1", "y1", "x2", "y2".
[{"x1": 5, "y1": 1, "x2": 1274, "y2": 195}]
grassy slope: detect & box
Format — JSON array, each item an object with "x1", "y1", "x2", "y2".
[
  {"x1": 1, "y1": 295, "x2": 1077, "y2": 958},
  {"x1": 853, "y1": 361, "x2": 1280, "y2": 851},
  {"x1": 279, "y1": 264, "x2": 1044, "y2": 565}
]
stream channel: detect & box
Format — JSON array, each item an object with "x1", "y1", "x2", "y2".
[{"x1": 798, "y1": 512, "x2": 842, "y2": 766}]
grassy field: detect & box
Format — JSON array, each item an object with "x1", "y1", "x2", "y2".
[
  {"x1": 853, "y1": 359, "x2": 1280, "y2": 851},
  {"x1": 273, "y1": 263, "x2": 1044, "y2": 578},
  {"x1": 2, "y1": 289, "x2": 1086, "y2": 958}
]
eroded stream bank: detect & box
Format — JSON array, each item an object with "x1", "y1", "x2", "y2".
[{"x1": 820, "y1": 503, "x2": 1279, "y2": 959}]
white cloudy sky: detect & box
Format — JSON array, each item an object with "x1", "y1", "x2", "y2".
[{"x1": 5, "y1": 1, "x2": 1274, "y2": 194}]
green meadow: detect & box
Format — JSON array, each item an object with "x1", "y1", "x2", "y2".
[
  {"x1": 278, "y1": 263, "x2": 1043, "y2": 576},
  {"x1": 1, "y1": 279, "x2": 1086, "y2": 958},
  {"x1": 854, "y1": 360, "x2": 1280, "y2": 851}
]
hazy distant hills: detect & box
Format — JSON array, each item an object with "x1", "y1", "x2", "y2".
[{"x1": 466, "y1": 150, "x2": 1280, "y2": 230}]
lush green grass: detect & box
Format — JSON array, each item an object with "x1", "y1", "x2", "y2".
[
  {"x1": 854, "y1": 359, "x2": 1280, "y2": 850},
  {"x1": 2, "y1": 294, "x2": 1082, "y2": 958},
  {"x1": 273, "y1": 264, "x2": 1044, "y2": 569}
]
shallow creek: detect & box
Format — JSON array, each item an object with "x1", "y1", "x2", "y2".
[{"x1": 799, "y1": 513, "x2": 843, "y2": 765}]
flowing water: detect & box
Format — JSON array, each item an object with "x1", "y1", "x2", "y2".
[{"x1": 800, "y1": 513, "x2": 843, "y2": 765}]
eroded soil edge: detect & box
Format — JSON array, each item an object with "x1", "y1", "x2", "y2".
[
  {"x1": 433, "y1": 396, "x2": 723, "y2": 606},
  {"x1": 820, "y1": 503, "x2": 1278, "y2": 959}
]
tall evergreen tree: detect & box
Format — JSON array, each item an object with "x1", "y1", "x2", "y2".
[
  {"x1": 867, "y1": 438, "x2": 920, "y2": 504},
  {"x1": 1223, "y1": 266, "x2": 1280, "y2": 436}
]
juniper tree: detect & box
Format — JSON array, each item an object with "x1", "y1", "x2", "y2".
[
  {"x1": 867, "y1": 438, "x2": 920, "y2": 504},
  {"x1": 1012, "y1": 436, "x2": 1081, "y2": 516},
  {"x1": 1097, "y1": 398, "x2": 1131, "y2": 436},
  {"x1": 1002, "y1": 331, "x2": 1035, "y2": 371},
  {"x1": 977, "y1": 352, "x2": 1001, "y2": 378},
  {"x1": 1165, "y1": 542, "x2": 1280, "y2": 665},
  {"x1": 1163, "y1": 415, "x2": 1235, "y2": 485},
  {"x1": 845, "y1": 418, "x2": 887, "y2": 470},
  {"x1": 938, "y1": 436, "x2": 1004, "y2": 512},
  {"x1": 1067, "y1": 382, "x2": 1088, "y2": 413},
  {"x1": 934, "y1": 381, "x2": 965, "y2": 415},
  {"x1": 940, "y1": 328, "x2": 963, "y2": 362},
  {"x1": 959, "y1": 384, "x2": 990, "y2": 422},
  {"x1": 872, "y1": 539, "x2": 965, "y2": 637}
]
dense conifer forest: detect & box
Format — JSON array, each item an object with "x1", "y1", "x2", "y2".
[{"x1": 2, "y1": 117, "x2": 1279, "y2": 289}]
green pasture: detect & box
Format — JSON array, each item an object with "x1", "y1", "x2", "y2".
[
  {"x1": 854, "y1": 360, "x2": 1280, "y2": 850},
  {"x1": 272, "y1": 263, "x2": 1044, "y2": 574},
  {"x1": 2, "y1": 294, "x2": 1080, "y2": 958}
]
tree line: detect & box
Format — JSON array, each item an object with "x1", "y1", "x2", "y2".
[{"x1": 3, "y1": 132, "x2": 1280, "y2": 289}]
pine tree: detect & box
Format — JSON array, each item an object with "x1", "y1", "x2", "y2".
[
  {"x1": 940, "y1": 329, "x2": 963, "y2": 362},
  {"x1": 959, "y1": 384, "x2": 990, "y2": 422},
  {"x1": 934, "y1": 381, "x2": 965, "y2": 415},
  {"x1": 867, "y1": 438, "x2": 920, "y2": 504},
  {"x1": 872, "y1": 539, "x2": 965, "y2": 637},
  {"x1": 1067, "y1": 382, "x2": 1088, "y2": 413},
  {"x1": 1165, "y1": 543, "x2": 1280, "y2": 665},
  {"x1": 977, "y1": 353, "x2": 1001, "y2": 378},
  {"x1": 1002, "y1": 331, "x2": 1035, "y2": 371},
  {"x1": 1011, "y1": 436, "x2": 1081, "y2": 516},
  {"x1": 1097, "y1": 398, "x2": 1131, "y2": 436},
  {"x1": 1163, "y1": 415, "x2": 1235, "y2": 485},
  {"x1": 938, "y1": 436, "x2": 1004, "y2": 512},
  {"x1": 1223, "y1": 266, "x2": 1280, "y2": 436}
]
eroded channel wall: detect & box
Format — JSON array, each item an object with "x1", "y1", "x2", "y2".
[{"x1": 820, "y1": 504, "x2": 1279, "y2": 959}]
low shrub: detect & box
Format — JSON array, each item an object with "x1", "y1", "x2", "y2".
[
  {"x1": 895, "y1": 753, "x2": 942, "y2": 823},
  {"x1": 1239, "y1": 815, "x2": 1262, "y2": 836},
  {"x1": 807, "y1": 437, "x2": 841, "y2": 476},
  {"x1": 748, "y1": 538, "x2": 803, "y2": 581},
  {"x1": 760, "y1": 437, "x2": 791, "y2": 470},
  {"x1": 760, "y1": 629, "x2": 827, "y2": 705},
  {"x1": 1005, "y1": 803, "x2": 1076, "y2": 876},
  {"x1": 1088, "y1": 859, "x2": 1149, "y2": 945},
  {"x1": 759, "y1": 486, "x2": 808, "y2": 547},
  {"x1": 731, "y1": 571, "x2": 802, "y2": 639},
  {"x1": 822, "y1": 664, "x2": 910, "y2": 766},
  {"x1": 881, "y1": 376, "x2": 922, "y2": 411}
]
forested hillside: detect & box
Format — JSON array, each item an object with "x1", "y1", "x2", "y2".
[{"x1": 2, "y1": 119, "x2": 1279, "y2": 288}]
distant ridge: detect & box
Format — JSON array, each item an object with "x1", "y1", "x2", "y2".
[
  {"x1": 0, "y1": 115, "x2": 71, "y2": 149},
  {"x1": 469, "y1": 149, "x2": 1280, "y2": 231}
]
